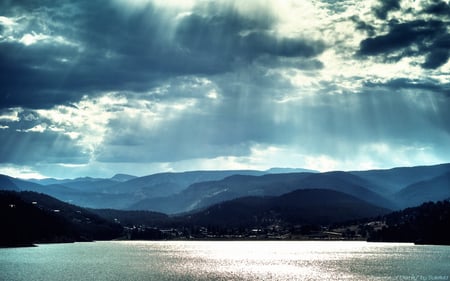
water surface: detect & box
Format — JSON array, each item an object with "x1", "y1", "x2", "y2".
[{"x1": 1, "y1": 241, "x2": 449, "y2": 281}]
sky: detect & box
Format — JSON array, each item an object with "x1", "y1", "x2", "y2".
[{"x1": 0, "y1": 0, "x2": 449, "y2": 179}]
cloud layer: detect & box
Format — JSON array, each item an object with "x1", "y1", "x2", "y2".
[{"x1": 0, "y1": 0, "x2": 449, "y2": 178}]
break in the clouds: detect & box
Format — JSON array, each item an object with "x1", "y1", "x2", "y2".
[{"x1": 0, "y1": 0, "x2": 449, "y2": 178}]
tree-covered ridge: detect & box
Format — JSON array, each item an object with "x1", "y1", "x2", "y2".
[
  {"x1": 2, "y1": 190, "x2": 450, "y2": 246},
  {"x1": 0, "y1": 191, "x2": 122, "y2": 247},
  {"x1": 369, "y1": 200, "x2": 450, "y2": 245}
]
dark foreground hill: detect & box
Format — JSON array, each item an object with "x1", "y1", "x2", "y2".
[
  {"x1": 89, "y1": 209, "x2": 169, "y2": 227},
  {"x1": 183, "y1": 189, "x2": 391, "y2": 228},
  {"x1": 368, "y1": 200, "x2": 450, "y2": 245},
  {"x1": 2, "y1": 189, "x2": 450, "y2": 245},
  {"x1": 0, "y1": 191, "x2": 122, "y2": 247}
]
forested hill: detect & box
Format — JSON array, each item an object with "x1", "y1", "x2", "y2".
[
  {"x1": 0, "y1": 191, "x2": 122, "y2": 247},
  {"x1": 2, "y1": 190, "x2": 450, "y2": 246},
  {"x1": 183, "y1": 189, "x2": 390, "y2": 227},
  {"x1": 368, "y1": 200, "x2": 450, "y2": 245}
]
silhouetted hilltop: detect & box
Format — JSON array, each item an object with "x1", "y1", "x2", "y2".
[
  {"x1": 111, "y1": 174, "x2": 137, "y2": 182},
  {"x1": 0, "y1": 191, "x2": 122, "y2": 247},
  {"x1": 0, "y1": 175, "x2": 19, "y2": 191},
  {"x1": 368, "y1": 200, "x2": 450, "y2": 245},
  {"x1": 265, "y1": 167, "x2": 318, "y2": 174},
  {"x1": 89, "y1": 208, "x2": 168, "y2": 227},
  {"x1": 184, "y1": 189, "x2": 390, "y2": 227}
]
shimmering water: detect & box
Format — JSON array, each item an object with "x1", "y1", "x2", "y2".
[{"x1": 1, "y1": 241, "x2": 449, "y2": 281}]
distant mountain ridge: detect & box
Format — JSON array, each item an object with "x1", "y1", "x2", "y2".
[
  {"x1": 4, "y1": 170, "x2": 268, "y2": 209},
  {"x1": 1, "y1": 164, "x2": 450, "y2": 214},
  {"x1": 351, "y1": 163, "x2": 450, "y2": 194},
  {"x1": 107, "y1": 170, "x2": 266, "y2": 198},
  {"x1": 265, "y1": 167, "x2": 318, "y2": 174},
  {"x1": 0, "y1": 175, "x2": 20, "y2": 191},
  {"x1": 129, "y1": 171, "x2": 396, "y2": 214},
  {"x1": 27, "y1": 174, "x2": 137, "y2": 186},
  {"x1": 111, "y1": 174, "x2": 138, "y2": 182},
  {"x1": 395, "y1": 171, "x2": 450, "y2": 208}
]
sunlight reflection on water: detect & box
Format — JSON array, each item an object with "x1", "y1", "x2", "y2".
[{"x1": 1, "y1": 241, "x2": 449, "y2": 281}]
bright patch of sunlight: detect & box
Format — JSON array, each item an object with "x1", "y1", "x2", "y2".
[
  {"x1": 19, "y1": 32, "x2": 49, "y2": 46},
  {"x1": 113, "y1": 0, "x2": 196, "y2": 10},
  {"x1": 0, "y1": 165, "x2": 46, "y2": 179},
  {"x1": 34, "y1": 93, "x2": 128, "y2": 159},
  {"x1": 0, "y1": 108, "x2": 22, "y2": 122},
  {"x1": 17, "y1": 123, "x2": 48, "y2": 133}
]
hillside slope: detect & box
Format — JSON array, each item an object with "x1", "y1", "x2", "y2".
[
  {"x1": 0, "y1": 191, "x2": 123, "y2": 247},
  {"x1": 184, "y1": 189, "x2": 391, "y2": 227},
  {"x1": 395, "y1": 171, "x2": 450, "y2": 208},
  {"x1": 351, "y1": 163, "x2": 450, "y2": 194},
  {"x1": 369, "y1": 200, "x2": 450, "y2": 245},
  {"x1": 130, "y1": 171, "x2": 393, "y2": 214},
  {"x1": 109, "y1": 170, "x2": 265, "y2": 198}
]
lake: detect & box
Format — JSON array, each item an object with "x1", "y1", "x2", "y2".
[{"x1": 1, "y1": 241, "x2": 449, "y2": 281}]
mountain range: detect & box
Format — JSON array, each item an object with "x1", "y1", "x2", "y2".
[
  {"x1": 1, "y1": 164, "x2": 449, "y2": 214},
  {"x1": 1, "y1": 163, "x2": 450, "y2": 246}
]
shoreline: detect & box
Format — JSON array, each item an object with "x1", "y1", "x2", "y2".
[{"x1": 5, "y1": 238, "x2": 450, "y2": 249}]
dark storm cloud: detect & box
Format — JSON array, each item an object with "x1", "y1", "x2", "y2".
[
  {"x1": 1, "y1": 0, "x2": 449, "y2": 177},
  {"x1": 357, "y1": 0, "x2": 450, "y2": 69},
  {"x1": 422, "y1": 34, "x2": 450, "y2": 69},
  {"x1": 359, "y1": 19, "x2": 443, "y2": 54},
  {"x1": 358, "y1": 19, "x2": 450, "y2": 69},
  {"x1": 0, "y1": 41, "x2": 85, "y2": 108},
  {"x1": 350, "y1": 16, "x2": 376, "y2": 36},
  {"x1": 373, "y1": 0, "x2": 401, "y2": 19},
  {"x1": 423, "y1": 0, "x2": 450, "y2": 16},
  {"x1": 0, "y1": 0, "x2": 173, "y2": 109},
  {"x1": 0, "y1": 0, "x2": 325, "y2": 110},
  {"x1": 364, "y1": 78, "x2": 450, "y2": 93}
]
